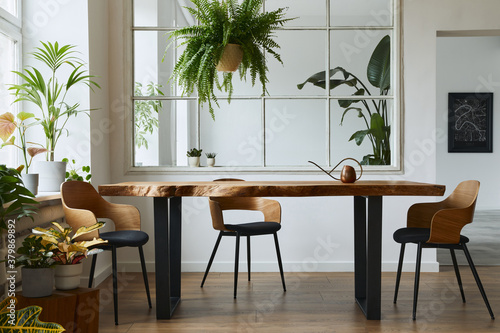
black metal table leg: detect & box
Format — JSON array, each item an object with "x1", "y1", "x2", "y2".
[
  {"x1": 354, "y1": 196, "x2": 382, "y2": 320},
  {"x1": 154, "y1": 196, "x2": 182, "y2": 319}
]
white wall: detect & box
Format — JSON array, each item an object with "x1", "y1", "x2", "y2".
[{"x1": 437, "y1": 36, "x2": 500, "y2": 209}]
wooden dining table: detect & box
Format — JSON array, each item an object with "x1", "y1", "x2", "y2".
[{"x1": 98, "y1": 180, "x2": 445, "y2": 320}]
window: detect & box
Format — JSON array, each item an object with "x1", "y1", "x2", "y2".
[
  {"x1": 0, "y1": 0, "x2": 21, "y2": 168},
  {"x1": 131, "y1": 0, "x2": 400, "y2": 172}
]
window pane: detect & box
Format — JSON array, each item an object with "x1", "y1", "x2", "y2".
[
  {"x1": 134, "y1": 0, "x2": 195, "y2": 27},
  {"x1": 331, "y1": 99, "x2": 393, "y2": 165},
  {"x1": 265, "y1": 99, "x2": 327, "y2": 166},
  {"x1": 0, "y1": 32, "x2": 17, "y2": 167},
  {"x1": 330, "y1": 30, "x2": 392, "y2": 97},
  {"x1": 266, "y1": 0, "x2": 326, "y2": 27},
  {"x1": 268, "y1": 30, "x2": 327, "y2": 96},
  {"x1": 134, "y1": 31, "x2": 171, "y2": 95},
  {"x1": 134, "y1": 99, "x2": 198, "y2": 167},
  {"x1": 330, "y1": 0, "x2": 392, "y2": 27},
  {"x1": 0, "y1": 0, "x2": 17, "y2": 17},
  {"x1": 200, "y1": 100, "x2": 263, "y2": 167}
]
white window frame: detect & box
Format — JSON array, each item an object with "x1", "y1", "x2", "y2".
[
  {"x1": 0, "y1": 0, "x2": 22, "y2": 168},
  {"x1": 126, "y1": 0, "x2": 403, "y2": 174}
]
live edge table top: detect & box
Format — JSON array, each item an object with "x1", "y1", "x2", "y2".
[{"x1": 98, "y1": 180, "x2": 445, "y2": 198}]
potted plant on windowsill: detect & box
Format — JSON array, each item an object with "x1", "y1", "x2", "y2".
[
  {"x1": 9, "y1": 41, "x2": 100, "y2": 191},
  {"x1": 33, "y1": 221, "x2": 107, "y2": 290},
  {"x1": 187, "y1": 148, "x2": 203, "y2": 167},
  {"x1": 0, "y1": 111, "x2": 47, "y2": 195},
  {"x1": 205, "y1": 152, "x2": 217, "y2": 167},
  {"x1": 166, "y1": 0, "x2": 294, "y2": 119}
]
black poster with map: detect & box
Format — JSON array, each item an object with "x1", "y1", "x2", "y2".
[{"x1": 448, "y1": 92, "x2": 493, "y2": 153}]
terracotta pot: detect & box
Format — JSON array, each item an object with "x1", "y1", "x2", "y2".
[{"x1": 216, "y1": 44, "x2": 243, "y2": 72}]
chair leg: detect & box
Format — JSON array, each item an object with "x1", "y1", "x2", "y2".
[
  {"x1": 247, "y1": 235, "x2": 251, "y2": 282},
  {"x1": 462, "y1": 243, "x2": 495, "y2": 319},
  {"x1": 394, "y1": 243, "x2": 405, "y2": 303},
  {"x1": 450, "y1": 249, "x2": 466, "y2": 303},
  {"x1": 88, "y1": 253, "x2": 98, "y2": 288},
  {"x1": 412, "y1": 242, "x2": 423, "y2": 321},
  {"x1": 201, "y1": 231, "x2": 224, "y2": 288},
  {"x1": 111, "y1": 246, "x2": 119, "y2": 325},
  {"x1": 138, "y1": 246, "x2": 152, "y2": 308},
  {"x1": 273, "y1": 232, "x2": 286, "y2": 292},
  {"x1": 234, "y1": 232, "x2": 241, "y2": 299}
]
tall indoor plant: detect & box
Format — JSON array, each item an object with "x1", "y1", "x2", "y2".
[
  {"x1": 297, "y1": 35, "x2": 391, "y2": 165},
  {"x1": 9, "y1": 41, "x2": 100, "y2": 190},
  {"x1": 167, "y1": 0, "x2": 293, "y2": 119}
]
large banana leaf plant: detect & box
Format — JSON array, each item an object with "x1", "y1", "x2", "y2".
[
  {"x1": 9, "y1": 41, "x2": 100, "y2": 161},
  {"x1": 297, "y1": 35, "x2": 391, "y2": 165}
]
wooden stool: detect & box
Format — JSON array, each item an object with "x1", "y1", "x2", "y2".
[{"x1": 16, "y1": 288, "x2": 99, "y2": 332}]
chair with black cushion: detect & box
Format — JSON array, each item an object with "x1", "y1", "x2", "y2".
[
  {"x1": 60, "y1": 181, "x2": 151, "y2": 325},
  {"x1": 200, "y1": 179, "x2": 286, "y2": 298},
  {"x1": 393, "y1": 180, "x2": 494, "y2": 320}
]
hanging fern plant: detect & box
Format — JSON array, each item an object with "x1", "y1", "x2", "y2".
[{"x1": 166, "y1": 0, "x2": 293, "y2": 119}]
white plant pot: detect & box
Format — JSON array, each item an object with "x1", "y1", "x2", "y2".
[
  {"x1": 22, "y1": 267, "x2": 54, "y2": 298},
  {"x1": 34, "y1": 161, "x2": 67, "y2": 192},
  {"x1": 188, "y1": 156, "x2": 200, "y2": 167},
  {"x1": 207, "y1": 158, "x2": 215, "y2": 167},
  {"x1": 21, "y1": 173, "x2": 39, "y2": 196},
  {"x1": 55, "y1": 263, "x2": 83, "y2": 290}
]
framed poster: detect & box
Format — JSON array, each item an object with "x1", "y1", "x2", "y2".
[{"x1": 448, "y1": 92, "x2": 493, "y2": 153}]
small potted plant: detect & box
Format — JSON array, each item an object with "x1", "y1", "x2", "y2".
[
  {"x1": 167, "y1": 0, "x2": 293, "y2": 119},
  {"x1": 14, "y1": 235, "x2": 56, "y2": 297},
  {"x1": 9, "y1": 41, "x2": 100, "y2": 191},
  {"x1": 187, "y1": 148, "x2": 203, "y2": 167},
  {"x1": 0, "y1": 111, "x2": 47, "y2": 194},
  {"x1": 0, "y1": 164, "x2": 38, "y2": 230},
  {"x1": 63, "y1": 158, "x2": 92, "y2": 183},
  {"x1": 205, "y1": 152, "x2": 217, "y2": 167},
  {"x1": 33, "y1": 221, "x2": 107, "y2": 290}
]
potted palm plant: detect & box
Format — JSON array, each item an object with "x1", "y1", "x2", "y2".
[
  {"x1": 9, "y1": 41, "x2": 100, "y2": 191},
  {"x1": 167, "y1": 0, "x2": 293, "y2": 119},
  {"x1": 33, "y1": 221, "x2": 107, "y2": 290},
  {"x1": 0, "y1": 111, "x2": 47, "y2": 194}
]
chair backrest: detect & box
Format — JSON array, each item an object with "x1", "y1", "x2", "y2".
[
  {"x1": 208, "y1": 197, "x2": 281, "y2": 232},
  {"x1": 407, "y1": 180, "x2": 479, "y2": 244},
  {"x1": 60, "y1": 181, "x2": 141, "y2": 240},
  {"x1": 208, "y1": 178, "x2": 280, "y2": 232}
]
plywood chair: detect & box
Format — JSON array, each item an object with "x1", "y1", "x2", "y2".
[
  {"x1": 60, "y1": 181, "x2": 151, "y2": 325},
  {"x1": 200, "y1": 179, "x2": 286, "y2": 298},
  {"x1": 393, "y1": 180, "x2": 494, "y2": 320}
]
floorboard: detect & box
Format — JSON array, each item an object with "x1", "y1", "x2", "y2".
[{"x1": 98, "y1": 267, "x2": 500, "y2": 332}]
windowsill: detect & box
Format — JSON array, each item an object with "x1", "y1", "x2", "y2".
[
  {"x1": 35, "y1": 192, "x2": 61, "y2": 203},
  {"x1": 126, "y1": 165, "x2": 403, "y2": 175}
]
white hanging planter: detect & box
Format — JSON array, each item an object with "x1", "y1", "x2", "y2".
[
  {"x1": 34, "y1": 161, "x2": 67, "y2": 192},
  {"x1": 55, "y1": 263, "x2": 83, "y2": 290}
]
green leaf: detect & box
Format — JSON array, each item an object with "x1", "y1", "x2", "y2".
[
  {"x1": 369, "y1": 113, "x2": 385, "y2": 143},
  {"x1": 0, "y1": 298, "x2": 64, "y2": 332},
  {"x1": 349, "y1": 130, "x2": 370, "y2": 146},
  {"x1": 367, "y1": 35, "x2": 391, "y2": 91}
]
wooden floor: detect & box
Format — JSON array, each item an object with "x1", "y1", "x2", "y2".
[{"x1": 99, "y1": 266, "x2": 500, "y2": 332}]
